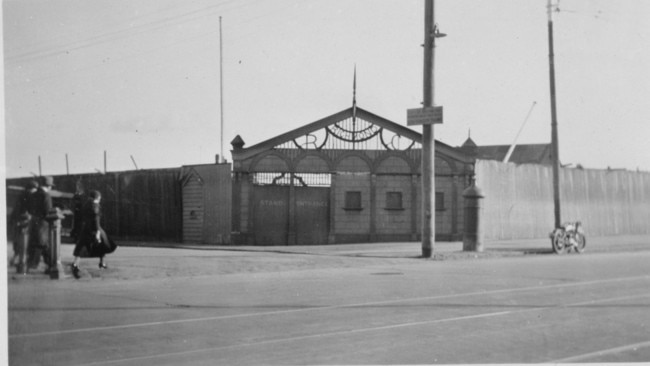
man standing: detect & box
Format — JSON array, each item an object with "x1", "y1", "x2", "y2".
[
  {"x1": 27, "y1": 176, "x2": 54, "y2": 272},
  {"x1": 9, "y1": 180, "x2": 39, "y2": 272}
]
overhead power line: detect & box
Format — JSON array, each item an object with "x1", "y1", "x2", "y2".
[
  {"x1": 6, "y1": 0, "x2": 256, "y2": 65},
  {"x1": 8, "y1": 26, "x2": 221, "y2": 87}
]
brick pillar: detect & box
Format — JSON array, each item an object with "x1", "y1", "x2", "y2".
[
  {"x1": 462, "y1": 182, "x2": 484, "y2": 252},
  {"x1": 328, "y1": 173, "x2": 337, "y2": 244}
]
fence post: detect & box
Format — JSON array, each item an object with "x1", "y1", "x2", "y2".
[
  {"x1": 462, "y1": 182, "x2": 484, "y2": 252},
  {"x1": 47, "y1": 208, "x2": 66, "y2": 279}
]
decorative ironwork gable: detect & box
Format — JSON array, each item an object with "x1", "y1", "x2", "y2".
[
  {"x1": 273, "y1": 107, "x2": 421, "y2": 152},
  {"x1": 231, "y1": 106, "x2": 472, "y2": 167}
]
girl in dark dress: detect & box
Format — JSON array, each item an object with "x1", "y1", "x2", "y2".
[{"x1": 71, "y1": 190, "x2": 117, "y2": 279}]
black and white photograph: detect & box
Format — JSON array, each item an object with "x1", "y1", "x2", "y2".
[{"x1": 3, "y1": 0, "x2": 650, "y2": 364}]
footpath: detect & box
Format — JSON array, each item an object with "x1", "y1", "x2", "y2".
[{"x1": 6, "y1": 235, "x2": 650, "y2": 282}]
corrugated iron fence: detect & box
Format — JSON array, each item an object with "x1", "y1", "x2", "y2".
[
  {"x1": 475, "y1": 159, "x2": 650, "y2": 240},
  {"x1": 7, "y1": 169, "x2": 182, "y2": 242}
]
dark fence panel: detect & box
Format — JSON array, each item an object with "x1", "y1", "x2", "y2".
[
  {"x1": 6, "y1": 169, "x2": 182, "y2": 242},
  {"x1": 113, "y1": 169, "x2": 182, "y2": 241}
]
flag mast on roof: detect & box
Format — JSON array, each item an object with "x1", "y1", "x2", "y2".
[
  {"x1": 352, "y1": 64, "x2": 357, "y2": 148},
  {"x1": 352, "y1": 64, "x2": 357, "y2": 122},
  {"x1": 219, "y1": 16, "x2": 225, "y2": 163}
]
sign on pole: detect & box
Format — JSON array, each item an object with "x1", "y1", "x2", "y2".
[{"x1": 407, "y1": 106, "x2": 443, "y2": 126}]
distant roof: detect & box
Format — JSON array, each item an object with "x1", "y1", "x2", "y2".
[{"x1": 476, "y1": 143, "x2": 552, "y2": 165}]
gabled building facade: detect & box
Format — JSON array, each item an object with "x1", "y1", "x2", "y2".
[
  {"x1": 230, "y1": 106, "x2": 475, "y2": 245},
  {"x1": 180, "y1": 163, "x2": 232, "y2": 244}
]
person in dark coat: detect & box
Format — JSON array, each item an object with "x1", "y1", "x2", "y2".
[
  {"x1": 71, "y1": 190, "x2": 117, "y2": 279},
  {"x1": 9, "y1": 180, "x2": 39, "y2": 270},
  {"x1": 26, "y1": 176, "x2": 54, "y2": 271},
  {"x1": 69, "y1": 182, "x2": 85, "y2": 243}
]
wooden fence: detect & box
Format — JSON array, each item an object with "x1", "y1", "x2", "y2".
[
  {"x1": 474, "y1": 160, "x2": 650, "y2": 240},
  {"x1": 6, "y1": 169, "x2": 182, "y2": 242}
]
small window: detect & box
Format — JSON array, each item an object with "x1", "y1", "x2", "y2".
[
  {"x1": 436, "y1": 192, "x2": 445, "y2": 211},
  {"x1": 344, "y1": 191, "x2": 362, "y2": 210},
  {"x1": 385, "y1": 191, "x2": 403, "y2": 210}
]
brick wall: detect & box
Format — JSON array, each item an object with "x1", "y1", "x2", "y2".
[
  {"x1": 334, "y1": 172, "x2": 371, "y2": 234},
  {"x1": 375, "y1": 175, "x2": 413, "y2": 235}
]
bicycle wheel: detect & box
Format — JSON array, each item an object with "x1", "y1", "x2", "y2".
[
  {"x1": 552, "y1": 230, "x2": 567, "y2": 254},
  {"x1": 574, "y1": 233, "x2": 586, "y2": 253}
]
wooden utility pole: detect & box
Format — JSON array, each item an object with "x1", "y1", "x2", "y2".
[
  {"x1": 547, "y1": 0, "x2": 561, "y2": 228},
  {"x1": 421, "y1": 0, "x2": 437, "y2": 257}
]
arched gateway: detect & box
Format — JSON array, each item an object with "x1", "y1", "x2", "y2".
[{"x1": 231, "y1": 106, "x2": 474, "y2": 245}]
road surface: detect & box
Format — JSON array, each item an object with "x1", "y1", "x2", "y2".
[{"x1": 7, "y1": 236, "x2": 650, "y2": 365}]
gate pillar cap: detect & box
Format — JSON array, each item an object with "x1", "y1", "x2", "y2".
[
  {"x1": 231, "y1": 135, "x2": 245, "y2": 150},
  {"x1": 462, "y1": 183, "x2": 484, "y2": 198}
]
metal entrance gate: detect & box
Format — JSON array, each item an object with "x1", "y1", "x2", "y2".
[
  {"x1": 252, "y1": 173, "x2": 331, "y2": 245},
  {"x1": 295, "y1": 186, "x2": 329, "y2": 245},
  {"x1": 253, "y1": 185, "x2": 289, "y2": 245}
]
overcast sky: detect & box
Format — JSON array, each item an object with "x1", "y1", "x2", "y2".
[{"x1": 3, "y1": 0, "x2": 649, "y2": 178}]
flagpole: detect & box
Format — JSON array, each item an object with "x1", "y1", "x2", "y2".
[
  {"x1": 219, "y1": 16, "x2": 225, "y2": 163},
  {"x1": 352, "y1": 65, "x2": 357, "y2": 149},
  {"x1": 352, "y1": 64, "x2": 357, "y2": 121}
]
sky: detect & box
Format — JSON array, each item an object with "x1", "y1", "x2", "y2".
[{"x1": 3, "y1": 0, "x2": 650, "y2": 178}]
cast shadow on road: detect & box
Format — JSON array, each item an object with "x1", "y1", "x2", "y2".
[
  {"x1": 342, "y1": 247, "x2": 555, "y2": 259},
  {"x1": 8, "y1": 303, "x2": 330, "y2": 312},
  {"x1": 9, "y1": 301, "x2": 648, "y2": 314},
  {"x1": 491, "y1": 247, "x2": 555, "y2": 255},
  {"x1": 103, "y1": 243, "x2": 559, "y2": 259}
]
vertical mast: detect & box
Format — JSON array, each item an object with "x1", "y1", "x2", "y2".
[
  {"x1": 421, "y1": 0, "x2": 436, "y2": 257},
  {"x1": 352, "y1": 64, "x2": 357, "y2": 148},
  {"x1": 547, "y1": 0, "x2": 561, "y2": 228},
  {"x1": 352, "y1": 64, "x2": 357, "y2": 122},
  {"x1": 219, "y1": 16, "x2": 225, "y2": 163}
]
